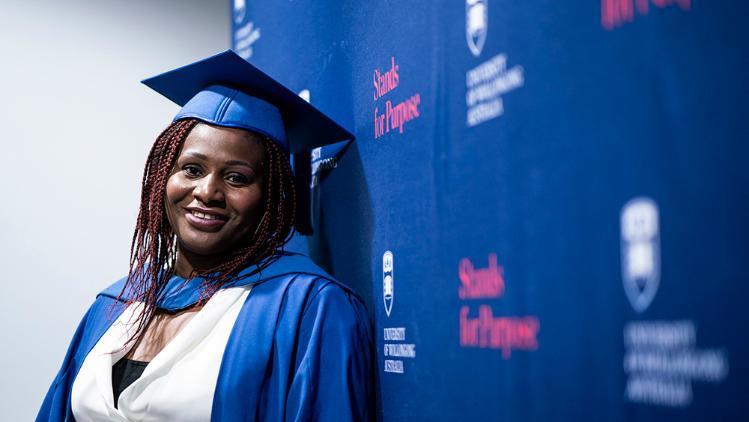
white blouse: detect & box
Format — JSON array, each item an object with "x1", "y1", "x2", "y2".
[{"x1": 71, "y1": 286, "x2": 252, "y2": 422}]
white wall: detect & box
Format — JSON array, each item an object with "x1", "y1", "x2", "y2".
[{"x1": 0, "y1": 1, "x2": 229, "y2": 418}]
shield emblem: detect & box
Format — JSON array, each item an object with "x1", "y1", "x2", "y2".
[
  {"x1": 233, "y1": 0, "x2": 246, "y2": 24},
  {"x1": 466, "y1": 0, "x2": 488, "y2": 57},
  {"x1": 383, "y1": 251, "x2": 394, "y2": 317},
  {"x1": 621, "y1": 198, "x2": 660, "y2": 313}
]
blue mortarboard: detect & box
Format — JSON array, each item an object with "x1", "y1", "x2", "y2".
[
  {"x1": 141, "y1": 50, "x2": 353, "y2": 154},
  {"x1": 141, "y1": 50, "x2": 354, "y2": 233}
]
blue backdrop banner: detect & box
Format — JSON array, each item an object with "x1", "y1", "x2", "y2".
[{"x1": 232, "y1": 0, "x2": 748, "y2": 420}]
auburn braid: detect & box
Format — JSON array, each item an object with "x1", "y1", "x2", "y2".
[{"x1": 118, "y1": 118, "x2": 297, "y2": 345}]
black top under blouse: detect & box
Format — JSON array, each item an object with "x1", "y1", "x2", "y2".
[{"x1": 111, "y1": 358, "x2": 149, "y2": 408}]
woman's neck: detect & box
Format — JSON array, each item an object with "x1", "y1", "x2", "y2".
[{"x1": 173, "y1": 249, "x2": 226, "y2": 278}]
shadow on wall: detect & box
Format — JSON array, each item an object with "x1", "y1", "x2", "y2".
[
  {"x1": 305, "y1": 141, "x2": 381, "y2": 418},
  {"x1": 307, "y1": 142, "x2": 375, "y2": 313}
]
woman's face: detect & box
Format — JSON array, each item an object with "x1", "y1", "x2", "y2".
[{"x1": 165, "y1": 123, "x2": 266, "y2": 257}]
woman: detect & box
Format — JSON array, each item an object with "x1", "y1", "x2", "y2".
[{"x1": 36, "y1": 51, "x2": 373, "y2": 421}]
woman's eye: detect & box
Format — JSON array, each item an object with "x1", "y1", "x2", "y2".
[
  {"x1": 182, "y1": 165, "x2": 202, "y2": 177},
  {"x1": 226, "y1": 173, "x2": 250, "y2": 185}
]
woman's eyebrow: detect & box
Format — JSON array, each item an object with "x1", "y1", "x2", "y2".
[
  {"x1": 225, "y1": 160, "x2": 254, "y2": 169},
  {"x1": 182, "y1": 151, "x2": 208, "y2": 160},
  {"x1": 182, "y1": 152, "x2": 253, "y2": 168}
]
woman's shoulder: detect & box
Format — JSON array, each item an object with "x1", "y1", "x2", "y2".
[
  {"x1": 259, "y1": 252, "x2": 363, "y2": 301},
  {"x1": 97, "y1": 275, "x2": 129, "y2": 301},
  {"x1": 254, "y1": 253, "x2": 370, "y2": 325}
]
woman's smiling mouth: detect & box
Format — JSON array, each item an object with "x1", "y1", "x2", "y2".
[{"x1": 184, "y1": 207, "x2": 229, "y2": 230}]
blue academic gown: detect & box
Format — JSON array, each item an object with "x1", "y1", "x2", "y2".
[{"x1": 36, "y1": 252, "x2": 374, "y2": 421}]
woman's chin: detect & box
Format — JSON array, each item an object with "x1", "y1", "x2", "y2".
[
  {"x1": 178, "y1": 236, "x2": 230, "y2": 258},
  {"x1": 175, "y1": 223, "x2": 254, "y2": 263}
]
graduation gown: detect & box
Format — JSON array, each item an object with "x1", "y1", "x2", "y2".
[{"x1": 36, "y1": 252, "x2": 374, "y2": 421}]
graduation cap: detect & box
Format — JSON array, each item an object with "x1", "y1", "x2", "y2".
[{"x1": 141, "y1": 50, "x2": 354, "y2": 234}]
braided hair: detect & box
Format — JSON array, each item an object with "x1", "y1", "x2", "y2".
[{"x1": 118, "y1": 118, "x2": 296, "y2": 344}]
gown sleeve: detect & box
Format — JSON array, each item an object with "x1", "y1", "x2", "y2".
[
  {"x1": 284, "y1": 281, "x2": 374, "y2": 421},
  {"x1": 36, "y1": 296, "x2": 125, "y2": 422},
  {"x1": 36, "y1": 307, "x2": 93, "y2": 422}
]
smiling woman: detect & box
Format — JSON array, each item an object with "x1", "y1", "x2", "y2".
[{"x1": 36, "y1": 51, "x2": 372, "y2": 422}]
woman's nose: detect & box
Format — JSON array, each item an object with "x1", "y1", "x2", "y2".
[{"x1": 193, "y1": 173, "x2": 225, "y2": 205}]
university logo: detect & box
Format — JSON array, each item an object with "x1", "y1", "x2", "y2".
[
  {"x1": 383, "y1": 251, "x2": 394, "y2": 317},
  {"x1": 233, "y1": 0, "x2": 246, "y2": 25},
  {"x1": 621, "y1": 198, "x2": 660, "y2": 313},
  {"x1": 466, "y1": 0, "x2": 488, "y2": 57}
]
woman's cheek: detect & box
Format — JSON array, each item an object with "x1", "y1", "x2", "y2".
[
  {"x1": 164, "y1": 175, "x2": 191, "y2": 232},
  {"x1": 232, "y1": 187, "x2": 264, "y2": 222},
  {"x1": 165, "y1": 174, "x2": 190, "y2": 204}
]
